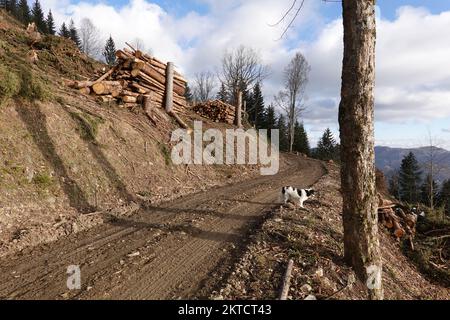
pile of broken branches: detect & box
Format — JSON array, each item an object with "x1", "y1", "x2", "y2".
[{"x1": 378, "y1": 194, "x2": 418, "y2": 249}]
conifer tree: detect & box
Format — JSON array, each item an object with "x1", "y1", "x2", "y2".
[
  {"x1": 277, "y1": 114, "x2": 289, "y2": 152},
  {"x1": 59, "y1": 22, "x2": 70, "y2": 38},
  {"x1": 293, "y1": 121, "x2": 310, "y2": 155},
  {"x1": 46, "y1": 9, "x2": 55, "y2": 35},
  {"x1": 315, "y1": 128, "x2": 337, "y2": 161},
  {"x1": 10, "y1": 0, "x2": 18, "y2": 17},
  {"x1": 438, "y1": 179, "x2": 450, "y2": 215},
  {"x1": 69, "y1": 19, "x2": 81, "y2": 49},
  {"x1": 248, "y1": 82, "x2": 266, "y2": 129},
  {"x1": 31, "y1": 0, "x2": 46, "y2": 33},
  {"x1": 17, "y1": 0, "x2": 30, "y2": 25},
  {"x1": 398, "y1": 152, "x2": 422, "y2": 203},
  {"x1": 216, "y1": 82, "x2": 229, "y2": 103},
  {"x1": 103, "y1": 35, "x2": 116, "y2": 66},
  {"x1": 263, "y1": 105, "x2": 277, "y2": 140},
  {"x1": 1, "y1": 0, "x2": 12, "y2": 12}
]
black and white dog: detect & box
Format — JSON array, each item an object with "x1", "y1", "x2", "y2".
[{"x1": 280, "y1": 186, "x2": 315, "y2": 208}]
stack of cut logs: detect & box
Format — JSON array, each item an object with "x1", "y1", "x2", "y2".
[
  {"x1": 66, "y1": 46, "x2": 187, "y2": 113},
  {"x1": 193, "y1": 100, "x2": 236, "y2": 124},
  {"x1": 378, "y1": 194, "x2": 418, "y2": 249}
]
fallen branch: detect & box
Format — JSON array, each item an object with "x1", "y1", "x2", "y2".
[
  {"x1": 168, "y1": 111, "x2": 190, "y2": 130},
  {"x1": 279, "y1": 259, "x2": 294, "y2": 300}
]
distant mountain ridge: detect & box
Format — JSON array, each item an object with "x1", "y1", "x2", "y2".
[{"x1": 375, "y1": 146, "x2": 450, "y2": 184}]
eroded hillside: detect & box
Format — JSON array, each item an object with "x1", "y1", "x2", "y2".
[{"x1": 0, "y1": 10, "x2": 262, "y2": 256}]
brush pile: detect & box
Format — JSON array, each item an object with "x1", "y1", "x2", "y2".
[
  {"x1": 192, "y1": 100, "x2": 236, "y2": 124},
  {"x1": 377, "y1": 194, "x2": 419, "y2": 249},
  {"x1": 66, "y1": 47, "x2": 187, "y2": 112}
]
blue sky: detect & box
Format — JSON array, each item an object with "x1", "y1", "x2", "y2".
[{"x1": 40, "y1": 0, "x2": 450, "y2": 149}]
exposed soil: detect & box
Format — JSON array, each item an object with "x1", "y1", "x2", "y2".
[
  {"x1": 0, "y1": 155, "x2": 325, "y2": 299},
  {"x1": 213, "y1": 163, "x2": 450, "y2": 300},
  {"x1": 0, "y1": 9, "x2": 264, "y2": 257}
]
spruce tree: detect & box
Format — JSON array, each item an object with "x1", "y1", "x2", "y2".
[
  {"x1": 277, "y1": 114, "x2": 289, "y2": 152},
  {"x1": 438, "y1": 179, "x2": 450, "y2": 215},
  {"x1": 6, "y1": 0, "x2": 18, "y2": 17},
  {"x1": 103, "y1": 35, "x2": 116, "y2": 66},
  {"x1": 46, "y1": 9, "x2": 55, "y2": 35},
  {"x1": 263, "y1": 105, "x2": 277, "y2": 140},
  {"x1": 398, "y1": 152, "x2": 422, "y2": 203},
  {"x1": 1, "y1": 0, "x2": 8, "y2": 10},
  {"x1": 59, "y1": 22, "x2": 70, "y2": 38},
  {"x1": 31, "y1": 0, "x2": 46, "y2": 33},
  {"x1": 315, "y1": 128, "x2": 337, "y2": 161},
  {"x1": 293, "y1": 121, "x2": 310, "y2": 156},
  {"x1": 216, "y1": 82, "x2": 229, "y2": 103},
  {"x1": 68, "y1": 19, "x2": 81, "y2": 49},
  {"x1": 249, "y1": 82, "x2": 265, "y2": 129},
  {"x1": 420, "y1": 174, "x2": 438, "y2": 207},
  {"x1": 17, "y1": 0, "x2": 30, "y2": 25}
]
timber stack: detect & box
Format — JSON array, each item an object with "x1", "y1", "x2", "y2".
[
  {"x1": 192, "y1": 99, "x2": 235, "y2": 124},
  {"x1": 377, "y1": 194, "x2": 419, "y2": 249},
  {"x1": 66, "y1": 46, "x2": 187, "y2": 113}
]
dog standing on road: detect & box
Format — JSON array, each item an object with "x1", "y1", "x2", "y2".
[{"x1": 280, "y1": 186, "x2": 315, "y2": 208}]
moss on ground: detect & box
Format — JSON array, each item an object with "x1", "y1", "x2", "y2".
[
  {"x1": 32, "y1": 172, "x2": 53, "y2": 189},
  {"x1": 0, "y1": 64, "x2": 51, "y2": 105}
]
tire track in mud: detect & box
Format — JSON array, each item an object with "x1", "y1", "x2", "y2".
[{"x1": 0, "y1": 155, "x2": 325, "y2": 299}]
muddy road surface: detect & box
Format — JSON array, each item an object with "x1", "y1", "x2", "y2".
[{"x1": 0, "y1": 155, "x2": 325, "y2": 299}]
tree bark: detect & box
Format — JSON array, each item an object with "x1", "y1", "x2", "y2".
[
  {"x1": 92, "y1": 81, "x2": 122, "y2": 95},
  {"x1": 235, "y1": 91, "x2": 242, "y2": 127},
  {"x1": 165, "y1": 62, "x2": 174, "y2": 113},
  {"x1": 339, "y1": 0, "x2": 383, "y2": 300}
]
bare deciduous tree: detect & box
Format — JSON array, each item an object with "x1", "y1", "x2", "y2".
[
  {"x1": 283, "y1": 52, "x2": 310, "y2": 152},
  {"x1": 273, "y1": 89, "x2": 304, "y2": 129},
  {"x1": 132, "y1": 37, "x2": 143, "y2": 51},
  {"x1": 193, "y1": 71, "x2": 216, "y2": 103},
  {"x1": 219, "y1": 45, "x2": 270, "y2": 106},
  {"x1": 339, "y1": 0, "x2": 383, "y2": 300},
  {"x1": 79, "y1": 18, "x2": 102, "y2": 58}
]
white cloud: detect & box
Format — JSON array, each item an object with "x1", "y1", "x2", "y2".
[
  {"x1": 38, "y1": 1, "x2": 450, "y2": 144},
  {"x1": 298, "y1": 6, "x2": 450, "y2": 126}
]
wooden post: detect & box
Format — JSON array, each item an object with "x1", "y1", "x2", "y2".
[
  {"x1": 165, "y1": 62, "x2": 174, "y2": 113},
  {"x1": 235, "y1": 90, "x2": 242, "y2": 127}
]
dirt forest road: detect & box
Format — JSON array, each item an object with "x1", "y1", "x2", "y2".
[{"x1": 0, "y1": 156, "x2": 325, "y2": 300}]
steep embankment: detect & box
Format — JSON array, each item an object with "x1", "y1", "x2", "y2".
[
  {"x1": 0, "y1": 10, "x2": 260, "y2": 257},
  {"x1": 214, "y1": 162, "x2": 450, "y2": 300}
]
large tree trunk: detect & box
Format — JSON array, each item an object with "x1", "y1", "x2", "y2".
[{"x1": 339, "y1": 0, "x2": 383, "y2": 300}]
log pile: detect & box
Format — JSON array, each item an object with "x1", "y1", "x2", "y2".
[
  {"x1": 377, "y1": 194, "x2": 418, "y2": 249},
  {"x1": 192, "y1": 99, "x2": 236, "y2": 124},
  {"x1": 66, "y1": 46, "x2": 187, "y2": 113}
]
